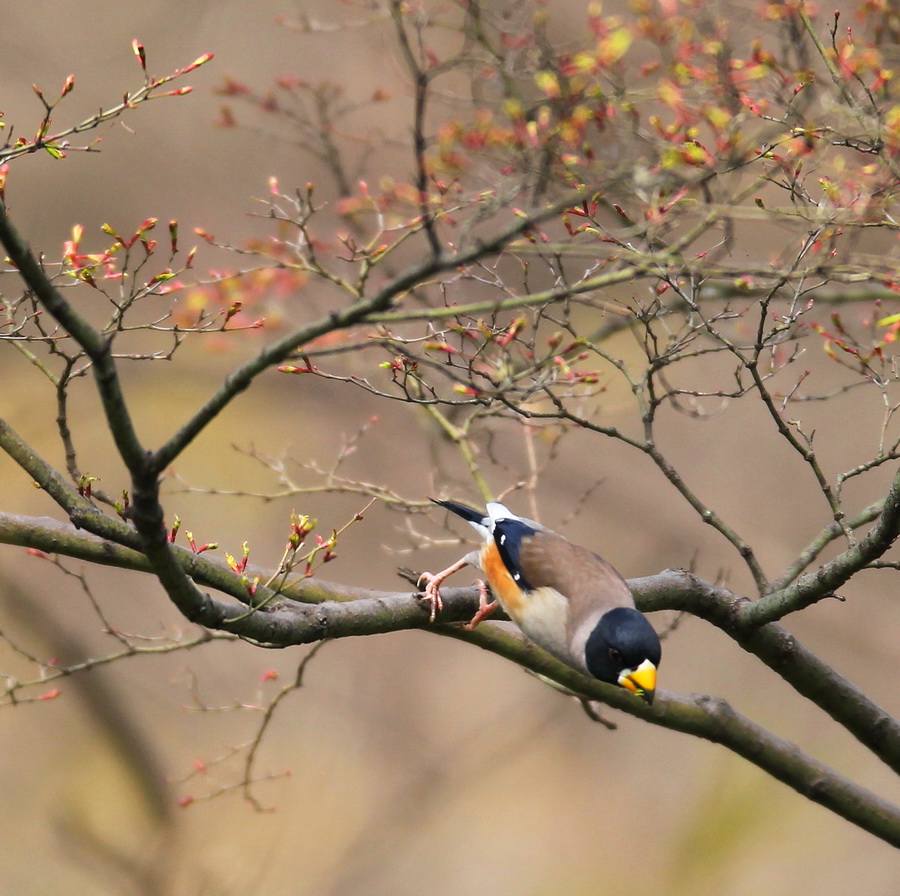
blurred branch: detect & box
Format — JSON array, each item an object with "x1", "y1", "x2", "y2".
[{"x1": 390, "y1": 0, "x2": 443, "y2": 256}]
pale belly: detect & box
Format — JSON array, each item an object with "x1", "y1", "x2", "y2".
[{"x1": 508, "y1": 587, "x2": 576, "y2": 668}]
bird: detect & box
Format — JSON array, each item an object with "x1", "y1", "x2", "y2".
[{"x1": 419, "y1": 499, "x2": 660, "y2": 703}]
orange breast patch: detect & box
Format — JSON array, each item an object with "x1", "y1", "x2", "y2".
[{"x1": 480, "y1": 540, "x2": 527, "y2": 618}]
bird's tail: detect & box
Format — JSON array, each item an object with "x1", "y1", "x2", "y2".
[{"x1": 430, "y1": 498, "x2": 485, "y2": 524}]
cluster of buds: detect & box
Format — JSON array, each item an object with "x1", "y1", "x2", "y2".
[
  {"x1": 166, "y1": 515, "x2": 218, "y2": 554},
  {"x1": 63, "y1": 224, "x2": 117, "y2": 287},
  {"x1": 288, "y1": 512, "x2": 316, "y2": 550},
  {"x1": 225, "y1": 541, "x2": 250, "y2": 574},
  {"x1": 380, "y1": 355, "x2": 418, "y2": 373},
  {"x1": 304, "y1": 532, "x2": 337, "y2": 577},
  {"x1": 101, "y1": 217, "x2": 158, "y2": 253},
  {"x1": 225, "y1": 541, "x2": 260, "y2": 597},
  {"x1": 186, "y1": 530, "x2": 218, "y2": 554},
  {"x1": 77, "y1": 473, "x2": 98, "y2": 499},
  {"x1": 286, "y1": 512, "x2": 337, "y2": 578},
  {"x1": 552, "y1": 352, "x2": 600, "y2": 384},
  {"x1": 62, "y1": 218, "x2": 197, "y2": 290}
]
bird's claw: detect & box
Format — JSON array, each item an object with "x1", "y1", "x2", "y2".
[
  {"x1": 417, "y1": 565, "x2": 495, "y2": 628},
  {"x1": 463, "y1": 580, "x2": 497, "y2": 630},
  {"x1": 416, "y1": 571, "x2": 444, "y2": 623}
]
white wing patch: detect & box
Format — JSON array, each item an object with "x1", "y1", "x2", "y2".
[{"x1": 496, "y1": 531, "x2": 525, "y2": 581}]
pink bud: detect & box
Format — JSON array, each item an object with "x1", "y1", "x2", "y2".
[
  {"x1": 183, "y1": 53, "x2": 214, "y2": 74},
  {"x1": 132, "y1": 39, "x2": 147, "y2": 71}
]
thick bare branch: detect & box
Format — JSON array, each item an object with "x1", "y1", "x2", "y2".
[
  {"x1": 448, "y1": 622, "x2": 900, "y2": 848},
  {"x1": 2, "y1": 508, "x2": 898, "y2": 844},
  {"x1": 632, "y1": 570, "x2": 900, "y2": 777}
]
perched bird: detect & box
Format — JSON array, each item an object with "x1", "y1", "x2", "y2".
[{"x1": 419, "y1": 499, "x2": 660, "y2": 703}]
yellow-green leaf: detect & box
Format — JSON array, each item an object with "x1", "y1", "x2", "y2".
[{"x1": 598, "y1": 27, "x2": 632, "y2": 65}]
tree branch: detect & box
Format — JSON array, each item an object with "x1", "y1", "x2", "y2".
[
  {"x1": 743, "y1": 468, "x2": 900, "y2": 627},
  {"x1": 767, "y1": 498, "x2": 887, "y2": 593},
  {"x1": 446, "y1": 622, "x2": 900, "y2": 848},
  {"x1": 2, "y1": 507, "x2": 899, "y2": 839},
  {"x1": 632, "y1": 570, "x2": 900, "y2": 777},
  {"x1": 0, "y1": 199, "x2": 148, "y2": 473}
]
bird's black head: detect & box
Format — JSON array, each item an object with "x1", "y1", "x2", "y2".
[{"x1": 584, "y1": 607, "x2": 661, "y2": 703}]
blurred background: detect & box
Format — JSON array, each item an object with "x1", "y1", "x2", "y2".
[{"x1": 1, "y1": 1, "x2": 899, "y2": 894}]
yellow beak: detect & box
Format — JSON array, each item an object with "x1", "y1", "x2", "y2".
[{"x1": 618, "y1": 658, "x2": 657, "y2": 705}]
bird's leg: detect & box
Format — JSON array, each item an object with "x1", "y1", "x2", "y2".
[
  {"x1": 463, "y1": 580, "x2": 498, "y2": 630},
  {"x1": 417, "y1": 557, "x2": 469, "y2": 623}
]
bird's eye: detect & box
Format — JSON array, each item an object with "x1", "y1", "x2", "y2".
[{"x1": 608, "y1": 647, "x2": 622, "y2": 664}]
